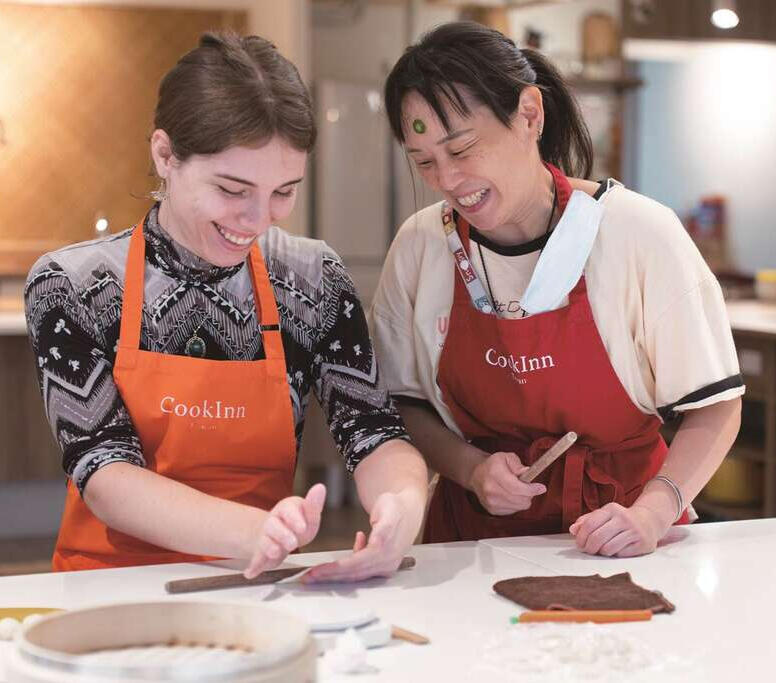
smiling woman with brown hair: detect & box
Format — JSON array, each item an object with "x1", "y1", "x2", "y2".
[
  {"x1": 24, "y1": 32, "x2": 426, "y2": 580},
  {"x1": 370, "y1": 21, "x2": 742, "y2": 556}
]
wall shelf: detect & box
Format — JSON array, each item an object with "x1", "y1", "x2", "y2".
[{"x1": 567, "y1": 76, "x2": 643, "y2": 92}]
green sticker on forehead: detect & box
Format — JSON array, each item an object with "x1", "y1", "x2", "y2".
[{"x1": 412, "y1": 118, "x2": 426, "y2": 134}]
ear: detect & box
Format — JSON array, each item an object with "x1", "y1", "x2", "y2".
[
  {"x1": 150, "y1": 129, "x2": 177, "y2": 179},
  {"x1": 513, "y1": 86, "x2": 544, "y2": 139}
]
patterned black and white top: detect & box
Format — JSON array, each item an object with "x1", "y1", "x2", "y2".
[{"x1": 25, "y1": 205, "x2": 408, "y2": 495}]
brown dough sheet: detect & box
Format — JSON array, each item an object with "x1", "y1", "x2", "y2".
[{"x1": 493, "y1": 573, "x2": 675, "y2": 613}]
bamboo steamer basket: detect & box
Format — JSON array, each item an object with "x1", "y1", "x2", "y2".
[{"x1": 6, "y1": 602, "x2": 317, "y2": 682}]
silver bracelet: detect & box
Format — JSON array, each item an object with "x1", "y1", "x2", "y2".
[{"x1": 652, "y1": 475, "x2": 684, "y2": 523}]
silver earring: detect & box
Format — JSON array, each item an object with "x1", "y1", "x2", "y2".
[{"x1": 150, "y1": 178, "x2": 168, "y2": 202}]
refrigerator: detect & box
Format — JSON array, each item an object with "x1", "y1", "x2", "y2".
[{"x1": 312, "y1": 78, "x2": 438, "y2": 306}]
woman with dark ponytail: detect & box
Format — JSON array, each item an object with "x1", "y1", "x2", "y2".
[{"x1": 371, "y1": 22, "x2": 742, "y2": 555}]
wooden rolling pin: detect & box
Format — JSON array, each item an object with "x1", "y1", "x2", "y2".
[
  {"x1": 391, "y1": 625, "x2": 430, "y2": 645},
  {"x1": 519, "y1": 431, "x2": 578, "y2": 483},
  {"x1": 166, "y1": 556, "x2": 416, "y2": 594}
]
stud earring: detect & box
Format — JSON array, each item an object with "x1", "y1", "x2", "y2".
[{"x1": 150, "y1": 178, "x2": 168, "y2": 202}]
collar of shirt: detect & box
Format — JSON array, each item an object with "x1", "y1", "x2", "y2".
[{"x1": 144, "y1": 204, "x2": 244, "y2": 285}]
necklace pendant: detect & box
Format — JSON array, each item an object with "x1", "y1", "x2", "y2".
[{"x1": 185, "y1": 335, "x2": 206, "y2": 358}]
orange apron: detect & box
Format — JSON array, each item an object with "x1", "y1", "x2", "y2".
[{"x1": 53, "y1": 218, "x2": 297, "y2": 571}]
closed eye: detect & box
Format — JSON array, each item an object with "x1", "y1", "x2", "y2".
[
  {"x1": 450, "y1": 140, "x2": 477, "y2": 157},
  {"x1": 273, "y1": 186, "x2": 297, "y2": 198},
  {"x1": 218, "y1": 185, "x2": 247, "y2": 198}
]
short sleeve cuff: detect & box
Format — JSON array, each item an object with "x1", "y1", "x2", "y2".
[
  {"x1": 72, "y1": 445, "x2": 145, "y2": 496},
  {"x1": 343, "y1": 426, "x2": 411, "y2": 474},
  {"x1": 657, "y1": 374, "x2": 745, "y2": 422}
]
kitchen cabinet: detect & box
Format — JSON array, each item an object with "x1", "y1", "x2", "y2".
[
  {"x1": 622, "y1": 0, "x2": 776, "y2": 43},
  {"x1": 0, "y1": 323, "x2": 60, "y2": 482}
]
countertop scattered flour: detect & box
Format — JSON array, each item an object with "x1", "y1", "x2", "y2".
[{"x1": 468, "y1": 622, "x2": 699, "y2": 682}]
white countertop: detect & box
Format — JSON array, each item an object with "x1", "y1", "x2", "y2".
[
  {"x1": 725, "y1": 299, "x2": 776, "y2": 336},
  {"x1": 1, "y1": 519, "x2": 774, "y2": 681},
  {"x1": 3, "y1": 300, "x2": 776, "y2": 338},
  {"x1": 0, "y1": 311, "x2": 25, "y2": 336},
  {"x1": 0, "y1": 295, "x2": 24, "y2": 336}
]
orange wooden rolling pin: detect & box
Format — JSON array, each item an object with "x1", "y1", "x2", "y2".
[{"x1": 513, "y1": 610, "x2": 653, "y2": 624}]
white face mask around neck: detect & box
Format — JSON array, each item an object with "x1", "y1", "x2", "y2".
[{"x1": 520, "y1": 189, "x2": 606, "y2": 316}]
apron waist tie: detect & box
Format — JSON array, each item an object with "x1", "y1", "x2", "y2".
[
  {"x1": 560, "y1": 446, "x2": 624, "y2": 531},
  {"x1": 527, "y1": 433, "x2": 659, "y2": 531}
]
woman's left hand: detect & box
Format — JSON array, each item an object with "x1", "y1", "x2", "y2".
[
  {"x1": 568, "y1": 502, "x2": 671, "y2": 557},
  {"x1": 301, "y1": 491, "x2": 419, "y2": 583}
]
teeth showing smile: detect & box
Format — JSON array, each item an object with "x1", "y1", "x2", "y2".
[
  {"x1": 215, "y1": 223, "x2": 254, "y2": 246},
  {"x1": 457, "y1": 189, "x2": 488, "y2": 207}
]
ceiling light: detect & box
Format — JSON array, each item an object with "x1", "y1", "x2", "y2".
[{"x1": 711, "y1": 0, "x2": 739, "y2": 29}]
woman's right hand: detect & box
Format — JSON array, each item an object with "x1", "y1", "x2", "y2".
[
  {"x1": 468, "y1": 452, "x2": 546, "y2": 515},
  {"x1": 243, "y1": 483, "x2": 327, "y2": 579}
]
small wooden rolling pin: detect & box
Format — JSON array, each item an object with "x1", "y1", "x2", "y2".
[
  {"x1": 391, "y1": 625, "x2": 430, "y2": 645},
  {"x1": 519, "y1": 431, "x2": 578, "y2": 483},
  {"x1": 166, "y1": 556, "x2": 416, "y2": 594}
]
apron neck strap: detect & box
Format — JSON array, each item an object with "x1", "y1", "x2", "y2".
[
  {"x1": 247, "y1": 241, "x2": 286, "y2": 361},
  {"x1": 544, "y1": 161, "x2": 573, "y2": 215},
  {"x1": 117, "y1": 217, "x2": 148, "y2": 351},
  {"x1": 118, "y1": 217, "x2": 282, "y2": 359}
]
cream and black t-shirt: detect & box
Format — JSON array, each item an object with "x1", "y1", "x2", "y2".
[{"x1": 369, "y1": 183, "x2": 744, "y2": 437}]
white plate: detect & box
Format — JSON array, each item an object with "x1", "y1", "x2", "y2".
[
  {"x1": 314, "y1": 619, "x2": 391, "y2": 650},
  {"x1": 281, "y1": 603, "x2": 376, "y2": 632}
]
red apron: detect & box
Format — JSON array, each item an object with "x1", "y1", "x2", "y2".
[
  {"x1": 424, "y1": 165, "x2": 687, "y2": 543},
  {"x1": 53, "y1": 218, "x2": 297, "y2": 570}
]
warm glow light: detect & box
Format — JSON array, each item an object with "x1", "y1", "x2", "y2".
[
  {"x1": 95, "y1": 218, "x2": 109, "y2": 232},
  {"x1": 326, "y1": 108, "x2": 340, "y2": 123},
  {"x1": 366, "y1": 90, "x2": 381, "y2": 113},
  {"x1": 711, "y1": 8, "x2": 739, "y2": 29}
]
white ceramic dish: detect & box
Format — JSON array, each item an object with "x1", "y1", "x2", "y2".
[
  {"x1": 313, "y1": 619, "x2": 391, "y2": 651},
  {"x1": 281, "y1": 602, "x2": 376, "y2": 632}
]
